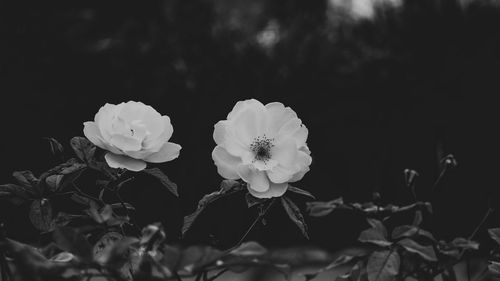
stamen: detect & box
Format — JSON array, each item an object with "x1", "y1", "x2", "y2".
[{"x1": 250, "y1": 134, "x2": 275, "y2": 163}]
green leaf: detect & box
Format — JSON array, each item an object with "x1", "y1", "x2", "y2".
[
  {"x1": 230, "y1": 241, "x2": 267, "y2": 256},
  {"x1": 304, "y1": 255, "x2": 357, "y2": 281},
  {"x1": 359, "y1": 219, "x2": 391, "y2": 247},
  {"x1": 29, "y1": 199, "x2": 54, "y2": 232},
  {"x1": 93, "y1": 232, "x2": 125, "y2": 263},
  {"x1": 44, "y1": 137, "x2": 64, "y2": 157},
  {"x1": 13, "y1": 170, "x2": 39, "y2": 188},
  {"x1": 281, "y1": 195, "x2": 309, "y2": 239},
  {"x1": 391, "y1": 225, "x2": 435, "y2": 241},
  {"x1": 245, "y1": 193, "x2": 268, "y2": 208},
  {"x1": 0, "y1": 183, "x2": 32, "y2": 200},
  {"x1": 397, "y1": 238, "x2": 437, "y2": 261},
  {"x1": 367, "y1": 250, "x2": 400, "y2": 281},
  {"x1": 287, "y1": 185, "x2": 315, "y2": 199},
  {"x1": 177, "y1": 246, "x2": 224, "y2": 274},
  {"x1": 53, "y1": 227, "x2": 93, "y2": 262},
  {"x1": 143, "y1": 168, "x2": 178, "y2": 197},
  {"x1": 489, "y1": 228, "x2": 500, "y2": 246},
  {"x1": 70, "y1": 136, "x2": 96, "y2": 163},
  {"x1": 182, "y1": 180, "x2": 245, "y2": 236},
  {"x1": 306, "y1": 197, "x2": 344, "y2": 217},
  {"x1": 45, "y1": 174, "x2": 64, "y2": 192},
  {"x1": 50, "y1": 252, "x2": 75, "y2": 263},
  {"x1": 489, "y1": 261, "x2": 500, "y2": 278},
  {"x1": 450, "y1": 237, "x2": 479, "y2": 250}
]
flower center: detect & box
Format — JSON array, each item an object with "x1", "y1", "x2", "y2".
[{"x1": 250, "y1": 135, "x2": 275, "y2": 163}]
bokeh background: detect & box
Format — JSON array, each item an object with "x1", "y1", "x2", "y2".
[{"x1": 1, "y1": 0, "x2": 499, "y2": 251}]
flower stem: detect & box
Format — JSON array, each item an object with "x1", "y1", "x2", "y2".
[
  {"x1": 468, "y1": 207, "x2": 494, "y2": 241},
  {"x1": 235, "y1": 198, "x2": 276, "y2": 246}
]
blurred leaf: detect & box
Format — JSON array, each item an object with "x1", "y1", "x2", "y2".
[
  {"x1": 397, "y1": 238, "x2": 437, "y2": 261},
  {"x1": 304, "y1": 254, "x2": 357, "y2": 281},
  {"x1": 404, "y1": 169, "x2": 419, "y2": 188},
  {"x1": 93, "y1": 232, "x2": 130, "y2": 265},
  {"x1": 230, "y1": 241, "x2": 267, "y2": 256},
  {"x1": 143, "y1": 168, "x2": 178, "y2": 197},
  {"x1": 13, "y1": 170, "x2": 39, "y2": 188},
  {"x1": 412, "y1": 210, "x2": 423, "y2": 226},
  {"x1": 0, "y1": 183, "x2": 32, "y2": 204},
  {"x1": 391, "y1": 225, "x2": 435, "y2": 241},
  {"x1": 489, "y1": 261, "x2": 500, "y2": 278},
  {"x1": 182, "y1": 180, "x2": 245, "y2": 236},
  {"x1": 367, "y1": 250, "x2": 400, "y2": 281},
  {"x1": 281, "y1": 196, "x2": 309, "y2": 239},
  {"x1": 70, "y1": 136, "x2": 96, "y2": 163},
  {"x1": 307, "y1": 197, "x2": 344, "y2": 217},
  {"x1": 45, "y1": 174, "x2": 64, "y2": 192},
  {"x1": 359, "y1": 219, "x2": 391, "y2": 247},
  {"x1": 450, "y1": 237, "x2": 479, "y2": 250},
  {"x1": 50, "y1": 252, "x2": 75, "y2": 263},
  {"x1": 441, "y1": 266, "x2": 458, "y2": 281},
  {"x1": 44, "y1": 137, "x2": 64, "y2": 157},
  {"x1": 245, "y1": 193, "x2": 268, "y2": 208},
  {"x1": 489, "y1": 228, "x2": 500, "y2": 246},
  {"x1": 53, "y1": 227, "x2": 93, "y2": 262},
  {"x1": 178, "y1": 246, "x2": 224, "y2": 274},
  {"x1": 287, "y1": 185, "x2": 315, "y2": 199},
  {"x1": 159, "y1": 244, "x2": 182, "y2": 273},
  {"x1": 29, "y1": 198, "x2": 54, "y2": 232}
]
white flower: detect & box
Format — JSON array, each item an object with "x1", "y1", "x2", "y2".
[
  {"x1": 212, "y1": 99, "x2": 312, "y2": 198},
  {"x1": 83, "y1": 101, "x2": 181, "y2": 172}
]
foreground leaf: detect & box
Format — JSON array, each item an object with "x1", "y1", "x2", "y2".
[
  {"x1": 53, "y1": 227, "x2": 93, "y2": 262},
  {"x1": 489, "y1": 228, "x2": 500, "y2": 246},
  {"x1": 391, "y1": 225, "x2": 435, "y2": 241},
  {"x1": 143, "y1": 168, "x2": 178, "y2": 197},
  {"x1": 367, "y1": 250, "x2": 400, "y2": 281},
  {"x1": 281, "y1": 195, "x2": 309, "y2": 239},
  {"x1": 359, "y1": 219, "x2": 391, "y2": 247},
  {"x1": 182, "y1": 180, "x2": 245, "y2": 236},
  {"x1": 287, "y1": 185, "x2": 315, "y2": 199},
  {"x1": 70, "y1": 136, "x2": 96, "y2": 163},
  {"x1": 397, "y1": 238, "x2": 437, "y2": 261},
  {"x1": 29, "y1": 199, "x2": 54, "y2": 232},
  {"x1": 304, "y1": 254, "x2": 357, "y2": 281}
]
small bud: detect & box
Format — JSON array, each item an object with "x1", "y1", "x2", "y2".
[
  {"x1": 404, "y1": 169, "x2": 419, "y2": 188},
  {"x1": 441, "y1": 154, "x2": 458, "y2": 169}
]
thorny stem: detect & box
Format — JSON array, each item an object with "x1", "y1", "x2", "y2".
[{"x1": 235, "y1": 198, "x2": 276, "y2": 246}]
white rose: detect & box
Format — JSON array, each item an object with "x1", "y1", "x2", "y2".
[
  {"x1": 212, "y1": 99, "x2": 312, "y2": 198},
  {"x1": 83, "y1": 101, "x2": 181, "y2": 172}
]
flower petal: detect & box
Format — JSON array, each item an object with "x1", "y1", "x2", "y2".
[
  {"x1": 213, "y1": 121, "x2": 227, "y2": 145},
  {"x1": 83, "y1": 121, "x2": 107, "y2": 149},
  {"x1": 212, "y1": 146, "x2": 241, "y2": 179},
  {"x1": 95, "y1": 103, "x2": 117, "y2": 142},
  {"x1": 265, "y1": 102, "x2": 297, "y2": 136},
  {"x1": 247, "y1": 182, "x2": 288, "y2": 199},
  {"x1": 110, "y1": 134, "x2": 142, "y2": 152},
  {"x1": 271, "y1": 138, "x2": 298, "y2": 168},
  {"x1": 289, "y1": 150, "x2": 312, "y2": 182},
  {"x1": 237, "y1": 164, "x2": 269, "y2": 192},
  {"x1": 143, "y1": 142, "x2": 181, "y2": 163},
  {"x1": 143, "y1": 115, "x2": 173, "y2": 151},
  {"x1": 267, "y1": 165, "x2": 294, "y2": 184},
  {"x1": 105, "y1": 152, "x2": 147, "y2": 172}
]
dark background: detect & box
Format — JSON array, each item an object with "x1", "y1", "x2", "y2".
[{"x1": 0, "y1": 0, "x2": 499, "y2": 250}]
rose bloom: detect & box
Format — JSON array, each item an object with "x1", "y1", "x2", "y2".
[
  {"x1": 212, "y1": 99, "x2": 312, "y2": 198},
  {"x1": 83, "y1": 101, "x2": 181, "y2": 172}
]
